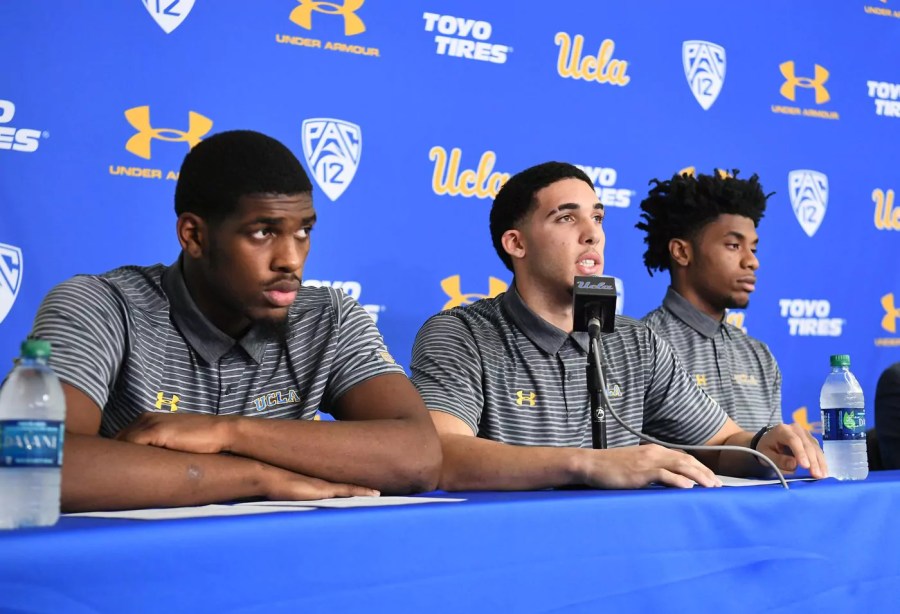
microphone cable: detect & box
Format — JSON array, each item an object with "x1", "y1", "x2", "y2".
[{"x1": 589, "y1": 330, "x2": 789, "y2": 490}]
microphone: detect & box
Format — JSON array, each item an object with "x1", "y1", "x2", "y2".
[{"x1": 572, "y1": 276, "x2": 617, "y2": 336}]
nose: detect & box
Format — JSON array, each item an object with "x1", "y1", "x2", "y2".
[
  {"x1": 582, "y1": 217, "x2": 604, "y2": 246},
  {"x1": 744, "y1": 248, "x2": 759, "y2": 271},
  {"x1": 272, "y1": 235, "x2": 306, "y2": 273}
]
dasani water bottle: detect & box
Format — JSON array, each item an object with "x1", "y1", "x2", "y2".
[
  {"x1": 0, "y1": 339, "x2": 66, "y2": 528},
  {"x1": 820, "y1": 354, "x2": 868, "y2": 481}
]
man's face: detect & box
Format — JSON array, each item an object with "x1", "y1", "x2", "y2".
[
  {"x1": 684, "y1": 213, "x2": 759, "y2": 313},
  {"x1": 198, "y1": 193, "x2": 315, "y2": 337},
  {"x1": 513, "y1": 177, "x2": 605, "y2": 295}
]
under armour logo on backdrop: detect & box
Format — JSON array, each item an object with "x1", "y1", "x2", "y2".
[{"x1": 124, "y1": 106, "x2": 213, "y2": 159}]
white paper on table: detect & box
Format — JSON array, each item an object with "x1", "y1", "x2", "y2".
[
  {"x1": 239, "y1": 495, "x2": 466, "y2": 509},
  {"x1": 717, "y1": 475, "x2": 817, "y2": 487},
  {"x1": 66, "y1": 504, "x2": 316, "y2": 520}
]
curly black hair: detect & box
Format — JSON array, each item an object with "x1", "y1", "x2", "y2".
[
  {"x1": 175, "y1": 130, "x2": 312, "y2": 225},
  {"x1": 635, "y1": 170, "x2": 771, "y2": 275},
  {"x1": 490, "y1": 161, "x2": 594, "y2": 272}
]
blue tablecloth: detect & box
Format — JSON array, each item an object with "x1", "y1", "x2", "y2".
[{"x1": 2, "y1": 473, "x2": 898, "y2": 613}]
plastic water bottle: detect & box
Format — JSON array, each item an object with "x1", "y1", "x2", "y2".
[
  {"x1": 0, "y1": 339, "x2": 66, "y2": 528},
  {"x1": 819, "y1": 354, "x2": 868, "y2": 481}
]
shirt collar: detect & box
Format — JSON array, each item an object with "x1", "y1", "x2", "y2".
[
  {"x1": 662, "y1": 287, "x2": 722, "y2": 339},
  {"x1": 501, "y1": 281, "x2": 589, "y2": 355},
  {"x1": 161, "y1": 257, "x2": 268, "y2": 365}
]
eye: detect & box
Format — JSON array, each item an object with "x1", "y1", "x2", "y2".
[
  {"x1": 296, "y1": 227, "x2": 312, "y2": 240},
  {"x1": 593, "y1": 214, "x2": 604, "y2": 224},
  {"x1": 251, "y1": 228, "x2": 274, "y2": 240},
  {"x1": 557, "y1": 214, "x2": 573, "y2": 223}
]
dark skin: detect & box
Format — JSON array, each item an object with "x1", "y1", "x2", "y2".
[{"x1": 61, "y1": 193, "x2": 441, "y2": 512}]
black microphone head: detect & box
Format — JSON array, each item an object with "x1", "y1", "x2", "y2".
[{"x1": 573, "y1": 276, "x2": 617, "y2": 334}]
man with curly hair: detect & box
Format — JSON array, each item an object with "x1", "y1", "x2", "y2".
[{"x1": 637, "y1": 170, "x2": 781, "y2": 432}]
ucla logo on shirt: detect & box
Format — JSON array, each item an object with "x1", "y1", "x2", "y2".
[
  {"x1": 0, "y1": 243, "x2": 23, "y2": 325},
  {"x1": 253, "y1": 389, "x2": 302, "y2": 412},
  {"x1": 682, "y1": 40, "x2": 726, "y2": 111},
  {"x1": 302, "y1": 118, "x2": 362, "y2": 201},
  {"x1": 788, "y1": 170, "x2": 828, "y2": 237},
  {"x1": 441, "y1": 275, "x2": 508, "y2": 309},
  {"x1": 606, "y1": 383, "x2": 623, "y2": 398},
  {"x1": 733, "y1": 373, "x2": 759, "y2": 386},
  {"x1": 143, "y1": 0, "x2": 195, "y2": 34}
]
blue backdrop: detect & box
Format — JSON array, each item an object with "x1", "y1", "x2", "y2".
[{"x1": 1, "y1": 0, "x2": 898, "y2": 437}]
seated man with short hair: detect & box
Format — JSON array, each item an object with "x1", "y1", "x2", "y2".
[
  {"x1": 31, "y1": 130, "x2": 441, "y2": 511},
  {"x1": 411, "y1": 161, "x2": 825, "y2": 491}
]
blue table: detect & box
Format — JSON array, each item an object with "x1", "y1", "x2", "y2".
[{"x1": 2, "y1": 473, "x2": 898, "y2": 613}]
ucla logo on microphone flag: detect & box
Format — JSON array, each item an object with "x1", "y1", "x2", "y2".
[
  {"x1": 301, "y1": 118, "x2": 362, "y2": 201},
  {"x1": 683, "y1": 41, "x2": 726, "y2": 110},
  {"x1": 142, "y1": 0, "x2": 195, "y2": 34},
  {"x1": 788, "y1": 170, "x2": 828, "y2": 237},
  {"x1": 0, "y1": 243, "x2": 23, "y2": 324}
]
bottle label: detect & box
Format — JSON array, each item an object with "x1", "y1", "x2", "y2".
[
  {"x1": 821, "y1": 408, "x2": 866, "y2": 441},
  {"x1": 0, "y1": 420, "x2": 65, "y2": 467}
]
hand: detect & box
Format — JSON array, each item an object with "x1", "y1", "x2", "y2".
[
  {"x1": 756, "y1": 424, "x2": 828, "y2": 479},
  {"x1": 576, "y1": 444, "x2": 723, "y2": 489},
  {"x1": 116, "y1": 413, "x2": 235, "y2": 454},
  {"x1": 261, "y1": 464, "x2": 380, "y2": 500}
]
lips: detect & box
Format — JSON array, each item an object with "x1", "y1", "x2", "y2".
[
  {"x1": 263, "y1": 279, "x2": 300, "y2": 308},
  {"x1": 737, "y1": 277, "x2": 757, "y2": 293},
  {"x1": 576, "y1": 251, "x2": 603, "y2": 276}
]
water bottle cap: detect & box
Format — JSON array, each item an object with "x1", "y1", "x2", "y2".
[
  {"x1": 21, "y1": 339, "x2": 51, "y2": 359},
  {"x1": 829, "y1": 354, "x2": 850, "y2": 367}
]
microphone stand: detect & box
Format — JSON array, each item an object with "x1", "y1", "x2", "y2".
[{"x1": 587, "y1": 316, "x2": 607, "y2": 450}]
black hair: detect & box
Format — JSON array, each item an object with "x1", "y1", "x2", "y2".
[
  {"x1": 174, "y1": 130, "x2": 312, "y2": 224},
  {"x1": 635, "y1": 170, "x2": 771, "y2": 275},
  {"x1": 490, "y1": 161, "x2": 594, "y2": 272}
]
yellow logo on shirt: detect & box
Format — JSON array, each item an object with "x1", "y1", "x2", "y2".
[
  {"x1": 155, "y1": 392, "x2": 180, "y2": 412},
  {"x1": 515, "y1": 390, "x2": 537, "y2": 406},
  {"x1": 253, "y1": 389, "x2": 301, "y2": 412},
  {"x1": 694, "y1": 374, "x2": 708, "y2": 388}
]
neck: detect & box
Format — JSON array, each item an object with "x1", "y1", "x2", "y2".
[
  {"x1": 181, "y1": 256, "x2": 249, "y2": 339},
  {"x1": 514, "y1": 276, "x2": 574, "y2": 333},
  {"x1": 671, "y1": 279, "x2": 725, "y2": 322}
]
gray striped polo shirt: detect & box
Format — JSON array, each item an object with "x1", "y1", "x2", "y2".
[
  {"x1": 642, "y1": 287, "x2": 781, "y2": 432},
  {"x1": 30, "y1": 260, "x2": 404, "y2": 438},
  {"x1": 410, "y1": 284, "x2": 727, "y2": 448}
]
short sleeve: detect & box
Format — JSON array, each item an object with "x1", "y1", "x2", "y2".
[
  {"x1": 29, "y1": 276, "x2": 127, "y2": 410},
  {"x1": 409, "y1": 312, "x2": 484, "y2": 435},
  {"x1": 322, "y1": 291, "x2": 405, "y2": 409},
  {"x1": 642, "y1": 327, "x2": 729, "y2": 445}
]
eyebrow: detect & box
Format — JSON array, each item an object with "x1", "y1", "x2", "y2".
[
  {"x1": 247, "y1": 214, "x2": 317, "y2": 226},
  {"x1": 725, "y1": 230, "x2": 758, "y2": 243},
  {"x1": 546, "y1": 202, "x2": 605, "y2": 217}
]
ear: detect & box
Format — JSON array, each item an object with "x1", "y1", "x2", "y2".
[
  {"x1": 668, "y1": 238, "x2": 692, "y2": 268},
  {"x1": 501, "y1": 229, "x2": 525, "y2": 265},
  {"x1": 176, "y1": 213, "x2": 207, "y2": 259}
]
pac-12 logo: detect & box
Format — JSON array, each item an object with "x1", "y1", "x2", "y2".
[
  {"x1": 788, "y1": 170, "x2": 828, "y2": 237},
  {"x1": 142, "y1": 0, "x2": 195, "y2": 34},
  {"x1": 301, "y1": 118, "x2": 362, "y2": 201},
  {"x1": 0, "y1": 243, "x2": 23, "y2": 324},
  {"x1": 683, "y1": 40, "x2": 726, "y2": 110}
]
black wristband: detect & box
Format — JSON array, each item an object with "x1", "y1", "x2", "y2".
[{"x1": 750, "y1": 425, "x2": 774, "y2": 450}]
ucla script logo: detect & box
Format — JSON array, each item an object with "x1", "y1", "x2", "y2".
[
  {"x1": 682, "y1": 40, "x2": 726, "y2": 110},
  {"x1": 143, "y1": 0, "x2": 194, "y2": 34},
  {"x1": 788, "y1": 170, "x2": 828, "y2": 237},
  {"x1": 302, "y1": 118, "x2": 362, "y2": 201},
  {"x1": 0, "y1": 243, "x2": 23, "y2": 324}
]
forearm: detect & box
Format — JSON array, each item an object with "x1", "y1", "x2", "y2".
[
  {"x1": 713, "y1": 431, "x2": 771, "y2": 477},
  {"x1": 437, "y1": 433, "x2": 582, "y2": 491},
  {"x1": 227, "y1": 414, "x2": 441, "y2": 494},
  {"x1": 61, "y1": 432, "x2": 267, "y2": 512}
]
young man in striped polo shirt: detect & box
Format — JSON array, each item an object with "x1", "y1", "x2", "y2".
[
  {"x1": 411, "y1": 162, "x2": 824, "y2": 490},
  {"x1": 637, "y1": 170, "x2": 781, "y2": 432},
  {"x1": 30, "y1": 130, "x2": 441, "y2": 511}
]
